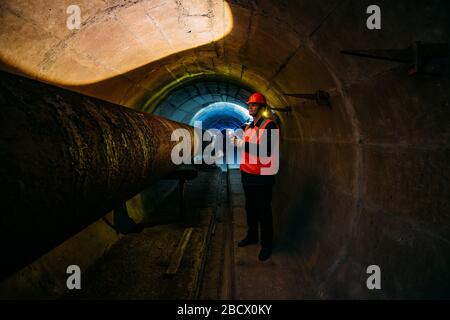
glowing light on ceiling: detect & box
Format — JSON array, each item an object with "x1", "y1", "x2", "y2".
[{"x1": 0, "y1": 1, "x2": 234, "y2": 86}]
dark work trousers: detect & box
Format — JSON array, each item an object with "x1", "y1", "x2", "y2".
[{"x1": 242, "y1": 184, "x2": 273, "y2": 248}]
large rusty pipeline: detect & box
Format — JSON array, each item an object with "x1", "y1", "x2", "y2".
[{"x1": 0, "y1": 71, "x2": 196, "y2": 280}]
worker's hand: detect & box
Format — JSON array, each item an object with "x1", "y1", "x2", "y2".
[
  {"x1": 226, "y1": 130, "x2": 235, "y2": 141},
  {"x1": 226, "y1": 130, "x2": 244, "y2": 148},
  {"x1": 233, "y1": 136, "x2": 244, "y2": 148}
]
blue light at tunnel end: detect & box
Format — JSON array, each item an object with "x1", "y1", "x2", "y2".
[{"x1": 190, "y1": 101, "x2": 252, "y2": 131}]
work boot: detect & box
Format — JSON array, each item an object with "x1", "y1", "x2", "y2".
[
  {"x1": 258, "y1": 247, "x2": 272, "y2": 261},
  {"x1": 238, "y1": 237, "x2": 258, "y2": 247}
]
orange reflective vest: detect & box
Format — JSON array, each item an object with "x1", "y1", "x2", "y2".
[{"x1": 240, "y1": 118, "x2": 277, "y2": 175}]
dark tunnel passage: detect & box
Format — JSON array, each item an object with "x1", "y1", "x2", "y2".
[
  {"x1": 151, "y1": 78, "x2": 254, "y2": 128},
  {"x1": 0, "y1": 0, "x2": 449, "y2": 300},
  {"x1": 152, "y1": 78, "x2": 259, "y2": 168}
]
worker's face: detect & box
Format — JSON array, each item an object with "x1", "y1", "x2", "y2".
[{"x1": 248, "y1": 103, "x2": 262, "y2": 117}]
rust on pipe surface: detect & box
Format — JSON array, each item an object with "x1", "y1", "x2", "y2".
[{"x1": 0, "y1": 71, "x2": 195, "y2": 279}]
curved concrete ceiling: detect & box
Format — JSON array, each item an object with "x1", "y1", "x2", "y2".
[
  {"x1": 1, "y1": 0, "x2": 345, "y2": 108},
  {"x1": 151, "y1": 78, "x2": 252, "y2": 125},
  {"x1": 0, "y1": 0, "x2": 234, "y2": 85},
  {"x1": 1, "y1": 1, "x2": 448, "y2": 110}
]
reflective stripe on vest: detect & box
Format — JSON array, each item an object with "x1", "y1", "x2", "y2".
[{"x1": 240, "y1": 119, "x2": 275, "y2": 175}]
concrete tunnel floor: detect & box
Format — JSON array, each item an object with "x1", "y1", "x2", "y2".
[{"x1": 63, "y1": 167, "x2": 313, "y2": 300}]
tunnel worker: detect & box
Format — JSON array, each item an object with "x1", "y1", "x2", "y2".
[{"x1": 232, "y1": 92, "x2": 278, "y2": 261}]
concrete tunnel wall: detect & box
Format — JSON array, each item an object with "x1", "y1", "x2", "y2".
[{"x1": 0, "y1": 0, "x2": 449, "y2": 298}]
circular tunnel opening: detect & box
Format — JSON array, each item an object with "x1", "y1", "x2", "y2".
[
  {"x1": 190, "y1": 101, "x2": 252, "y2": 169},
  {"x1": 151, "y1": 76, "x2": 265, "y2": 169},
  {"x1": 190, "y1": 101, "x2": 251, "y2": 131},
  {"x1": 151, "y1": 77, "x2": 256, "y2": 123},
  {"x1": 137, "y1": 76, "x2": 261, "y2": 221}
]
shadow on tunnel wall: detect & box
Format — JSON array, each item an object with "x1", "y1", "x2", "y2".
[
  {"x1": 276, "y1": 174, "x2": 322, "y2": 256},
  {"x1": 112, "y1": 180, "x2": 181, "y2": 233}
]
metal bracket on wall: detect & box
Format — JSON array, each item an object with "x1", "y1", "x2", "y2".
[
  {"x1": 341, "y1": 41, "x2": 449, "y2": 75},
  {"x1": 284, "y1": 90, "x2": 331, "y2": 107}
]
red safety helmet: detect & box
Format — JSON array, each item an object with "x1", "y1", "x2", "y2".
[{"x1": 246, "y1": 92, "x2": 267, "y2": 105}]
